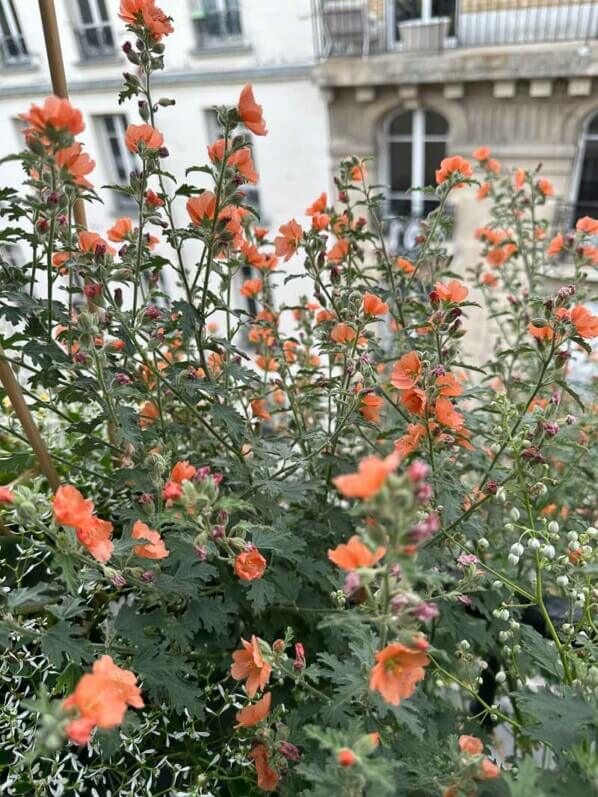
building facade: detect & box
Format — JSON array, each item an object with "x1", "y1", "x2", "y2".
[
  {"x1": 0, "y1": 0, "x2": 597, "y2": 339},
  {"x1": 0, "y1": 0, "x2": 330, "y2": 310}
]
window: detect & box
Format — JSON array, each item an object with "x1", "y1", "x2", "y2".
[
  {"x1": 74, "y1": 0, "x2": 115, "y2": 60},
  {"x1": 393, "y1": 0, "x2": 456, "y2": 41},
  {"x1": 0, "y1": 0, "x2": 28, "y2": 66},
  {"x1": 96, "y1": 114, "x2": 138, "y2": 210},
  {"x1": 384, "y1": 108, "x2": 447, "y2": 217},
  {"x1": 191, "y1": 0, "x2": 243, "y2": 49},
  {"x1": 574, "y1": 113, "x2": 598, "y2": 223}
]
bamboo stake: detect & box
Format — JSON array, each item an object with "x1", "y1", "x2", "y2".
[
  {"x1": 38, "y1": 0, "x2": 87, "y2": 230},
  {"x1": 0, "y1": 353, "x2": 60, "y2": 491}
]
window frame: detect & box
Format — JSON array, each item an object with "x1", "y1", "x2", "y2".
[
  {"x1": 191, "y1": 0, "x2": 244, "y2": 49},
  {"x1": 382, "y1": 107, "x2": 448, "y2": 218},
  {"x1": 72, "y1": 0, "x2": 116, "y2": 60},
  {"x1": 95, "y1": 113, "x2": 138, "y2": 212},
  {"x1": 0, "y1": 0, "x2": 29, "y2": 66}
]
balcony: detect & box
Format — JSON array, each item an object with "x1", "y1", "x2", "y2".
[
  {"x1": 312, "y1": 0, "x2": 598, "y2": 59},
  {"x1": 74, "y1": 22, "x2": 116, "y2": 61},
  {"x1": 0, "y1": 33, "x2": 29, "y2": 67},
  {"x1": 192, "y1": 8, "x2": 244, "y2": 50}
]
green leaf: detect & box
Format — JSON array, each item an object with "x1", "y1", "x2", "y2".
[
  {"x1": 514, "y1": 687, "x2": 596, "y2": 755},
  {"x1": 41, "y1": 621, "x2": 92, "y2": 667}
]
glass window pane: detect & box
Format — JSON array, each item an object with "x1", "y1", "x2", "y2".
[
  {"x1": 395, "y1": 0, "x2": 421, "y2": 24},
  {"x1": 388, "y1": 197, "x2": 412, "y2": 217},
  {"x1": 390, "y1": 141, "x2": 412, "y2": 192},
  {"x1": 425, "y1": 141, "x2": 446, "y2": 185},
  {"x1": 576, "y1": 140, "x2": 598, "y2": 218},
  {"x1": 77, "y1": 0, "x2": 93, "y2": 25},
  {"x1": 587, "y1": 114, "x2": 598, "y2": 135},
  {"x1": 425, "y1": 111, "x2": 448, "y2": 136},
  {"x1": 389, "y1": 111, "x2": 412, "y2": 136},
  {"x1": 0, "y1": 3, "x2": 11, "y2": 38},
  {"x1": 97, "y1": 0, "x2": 110, "y2": 22}
]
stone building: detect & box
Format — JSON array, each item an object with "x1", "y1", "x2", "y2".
[{"x1": 311, "y1": 0, "x2": 598, "y2": 354}]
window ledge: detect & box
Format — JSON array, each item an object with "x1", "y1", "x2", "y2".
[
  {"x1": 190, "y1": 42, "x2": 252, "y2": 58},
  {"x1": 0, "y1": 58, "x2": 38, "y2": 74},
  {"x1": 74, "y1": 53, "x2": 122, "y2": 67}
]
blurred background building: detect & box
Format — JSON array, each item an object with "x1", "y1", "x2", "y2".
[{"x1": 0, "y1": 0, "x2": 597, "y2": 334}]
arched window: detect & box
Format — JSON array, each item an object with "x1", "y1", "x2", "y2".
[
  {"x1": 384, "y1": 108, "x2": 448, "y2": 218},
  {"x1": 574, "y1": 113, "x2": 598, "y2": 221}
]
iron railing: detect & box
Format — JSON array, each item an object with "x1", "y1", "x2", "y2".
[
  {"x1": 74, "y1": 22, "x2": 115, "y2": 60},
  {"x1": 0, "y1": 32, "x2": 29, "y2": 66},
  {"x1": 192, "y1": 8, "x2": 243, "y2": 48},
  {"x1": 312, "y1": 0, "x2": 598, "y2": 58}
]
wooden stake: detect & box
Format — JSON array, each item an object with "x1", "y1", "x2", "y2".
[
  {"x1": 0, "y1": 350, "x2": 60, "y2": 491},
  {"x1": 38, "y1": 0, "x2": 87, "y2": 230}
]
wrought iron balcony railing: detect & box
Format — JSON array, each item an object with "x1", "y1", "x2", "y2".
[
  {"x1": 312, "y1": 0, "x2": 598, "y2": 58},
  {"x1": 75, "y1": 22, "x2": 115, "y2": 60},
  {"x1": 0, "y1": 33, "x2": 29, "y2": 66}
]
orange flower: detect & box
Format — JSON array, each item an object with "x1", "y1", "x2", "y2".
[
  {"x1": 229, "y1": 146, "x2": 258, "y2": 184},
  {"x1": 576, "y1": 216, "x2": 598, "y2": 234},
  {"x1": 187, "y1": 192, "x2": 217, "y2": 225},
  {"x1": 231, "y1": 635, "x2": 272, "y2": 697},
  {"x1": 433, "y1": 280, "x2": 469, "y2": 303},
  {"x1": 328, "y1": 535, "x2": 385, "y2": 570},
  {"x1": 486, "y1": 158, "x2": 501, "y2": 174},
  {"x1": 274, "y1": 219, "x2": 303, "y2": 261},
  {"x1": 146, "y1": 189, "x2": 164, "y2": 207},
  {"x1": 251, "y1": 398, "x2": 271, "y2": 420},
  {"x1": 306, "y1": 192, "x2": 327, "y2": 215},
  {"x1": 396, "y1": 256, "x2": 416, "y2": 274},
  {"x1": 240, "y1": 278, "x2": 263, "y2": 298},
  {"x1": 63, "y1": 655, "x2": 143, "y2": 744},
  {"x1": 119, "y1": 0, "x2": 173, "y2": 40},
  {"x1": 131, "y1": 520, "x2": 169, "y2": 560},
  {"x1": 514, "y1": 168, "x2": 526, "y2": 190},
  {"x1": 55, "y1": 143, "x2": 95, "y2": 188},
  {"x1": 78, "y1": 231, "x2": 116, "y2": 256},
  {"x1": 255, "y1": 355, "x2": 278, "y2": 372},
  {"x1": 235, "y1": 692, "x2": 271, "y2": 727},
  {"x1": 360, "y1": 393, "x2": 384, "y2": 423},
  {"x1": 139, "y1": 400, "x2": 160, "y2": 428},
  {"x1": 571, "y1": 305, "x2": 598, "y2": 338},
  {"x1": 107, "y1": 217, "x2": 133, "y2": 242},
  {"x1": 53, "y1": 484, "x2": 94, "y2": 529},
  {"x1": 327, "y1": 238, "x2": 350, "y2": 263},
  {"x1": 537, "y1": 177, "x2": 554, "y2": 196},
  {"x1": 435, "y1": 397, "x2": 464, "y2": 429},
  {"x1": 125, "y1": 123, "x2": 164, "y2": 154},
  {"x1": 170, "y1": 460, "x2": 196, "y2": 483},
  {"x1": 528, "y1": 322, "x2": 554, "y2": 341},
  {"x1": 369, "y1": 641, "x2": 430, "y2": 705},
  {"x1": 333, "y1": 454, "x2": 398, "y2": 500},
  {"x1": 436, "y1": 372, "x2": 463, "y2": 397},
  {"x1": 486, "y1": 244, "x2": 516, "y2": 268},
  {"x1": 238, "y1": 84, "x2": 268, "y2": 136},
  {"x1": 330, "y1": 322, "x2": 356, "y2": 344},
  {"x1": 394, "y1": 422, "x2": 427, "y2": 461},
  {"x1": 391, "y1": 352, "x2": 421, "y2": 390},
  {"x1": 235, "y1": 548, "x2": 267, "y2": 581},
  {"x1": 480, "y1": 759, "x2": 500, "y2": 779},
  {"x1": 351, "y1": 162, "x2": 368, "y2": 182},
  {"x1": 435, "y1": 155, "x2": 473, "y2": 186},
  {"x1": 482, "y1": 272, "x2": 498, "y2": 287},
  {"x1": 20, "y1": 95, "x2": 84, "y2": 136},
  {"x1": 476, "y1": 181, "x2": 490, "y2": 200},
  {"x1": 401, "y1": 387, "x2": 427, "y2": 416},
  {"x1": 362, "y1": 293, "x2": 389, "y2": 317},
  {"x1": 76, "y1": 516, "x2": 114, "y2": 563},
  {"x1": 458, "y1": 735, "x2": 483, "y2": 755},
  {"x1": 472, "y1": 146, "x2": 490, "y2": 161},
  {"x1": 249, "y1": 744, "x2": 279, "y2": 792}
]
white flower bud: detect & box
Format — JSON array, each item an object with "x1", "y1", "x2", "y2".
[
  {"x1": 568, "y1": 541, "x2": 580, "y2": 552},
  {"x1": 567, "y1": 531, "x2": 578, "y2": 541},
  {"x1": 478, "y1": 538, "x2": 489, "y2": 550},
  {"x1": 495, "y1": 671, "x2": 507, "y2": 684},
  {"x1": 490, "y1": 442, "x2": 501, "y2": 454},
  {"x1": 548, "y1": 521, "x2": 559, "y2": 534},
  {"x1": 586, "y1": 526, "x2": 598, "y2": 540},
  {"x1": 561, "y1": 623, "x2": 573, "y2": 635},
  {"x1": 508, "y1": 554, "x2": 520, "y2": 566},
  {"x1": 527, "y1": 538, "x2": 541, "y2": 550},
  {"x1": 541, "y1": 544, "x2": 556, "y2": 559},
  {"x1": 556, "y1": 575, "x2": 569, "y2": 588},
  {"x1": 459, "y1": 639, "x2": 470, "y2": 651},
  {"x1": 510, "y1": 507, "x2": 521, "y2": 521},
  {"x1": 512, "y1": 644, "x2": 521, "y2": 654},
  {"x1": 510, "y1": 543, "x2": 524, "y2": 557},
  {"x1": 492, "y1": 580, "x2": 503, "y2": 590}
]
